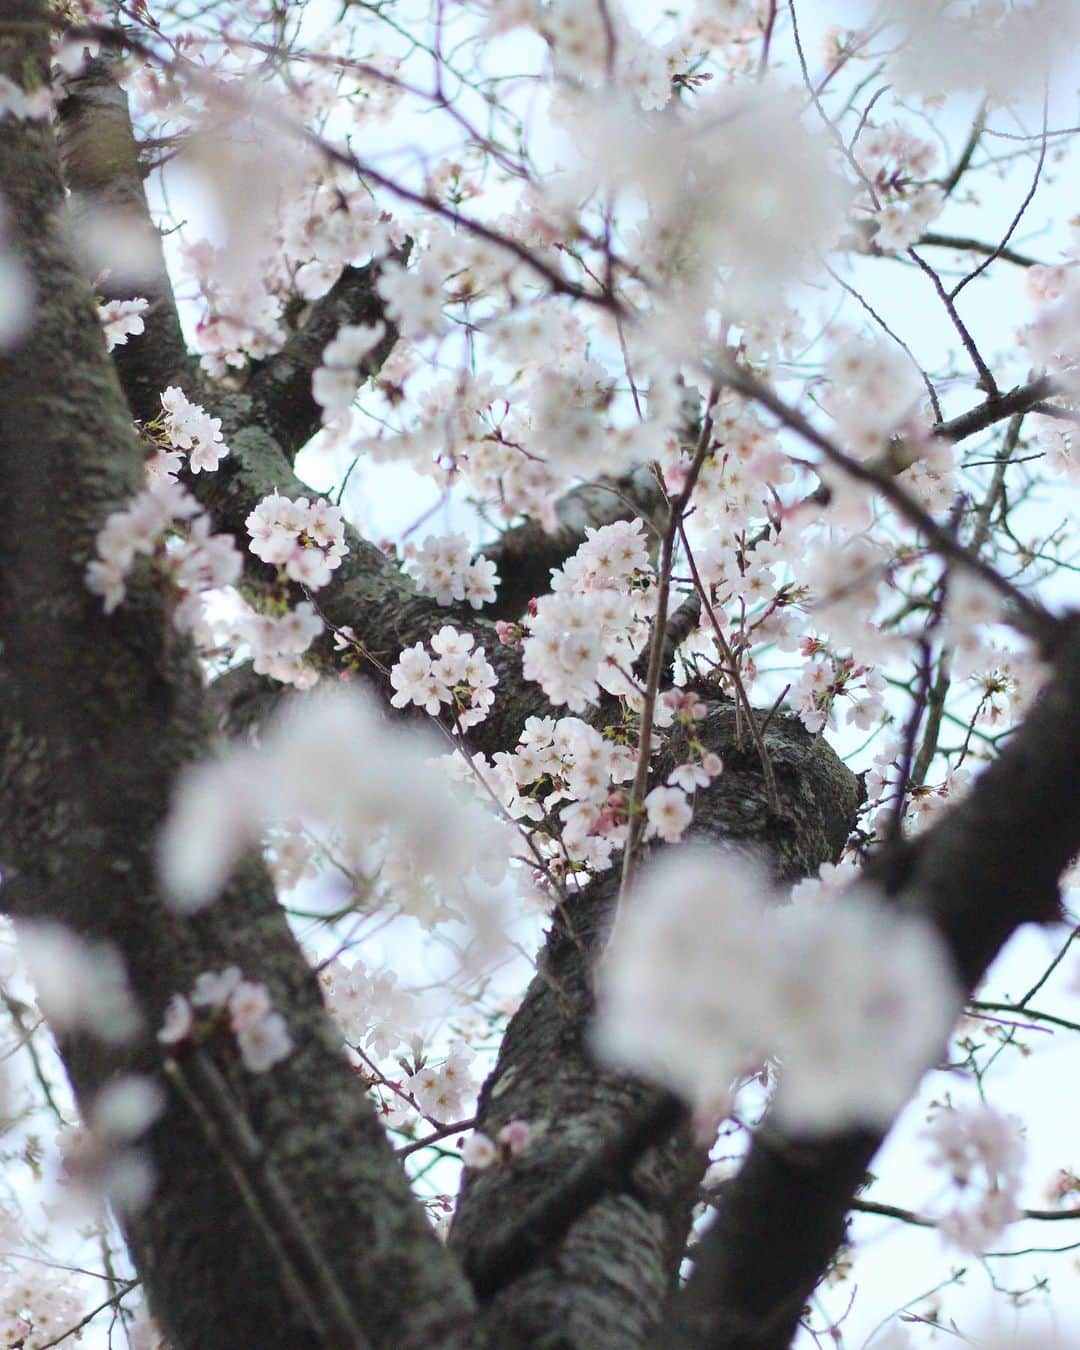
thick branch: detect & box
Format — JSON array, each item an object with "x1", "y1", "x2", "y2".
[
  {"x1": 54, "y1": 54, "x2": 199, "y2": 422},
  {"x1": 448, "y1": 703, "x2": 862, "y2": 1350},
  {"x1": 934, "y1": 375, "x2": 1060, "y2": 444},
  {"x1": 665, "y1": 613, "x2": 1080, "y2": 1350},
  {"x1": 245, "y1": 256, "x2": 403, "y2": 460},
  {"x1": 0, "y1": 25, "x2": 473, "y2": 1347}
]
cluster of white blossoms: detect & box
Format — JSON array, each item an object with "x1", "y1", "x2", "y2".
[
  {"x1": 174, "y1": 234, "x2": 289, "y2": 375},
  {"x1": 85, "y1": 474, "x2": 242, "y2": 639},
  {"x1": 85, "y1": 384, "x2": 241, "y2": 635},
  {"x1": 527, "y1": 360, "x2": 616, "y2": 475},
  {"x1": 312, "y1": 320, "x2": 387, "y2": 423},
  {"x1": 263, "y1": 822, "x2": 322, "y2": 893},
  {"x1": 158, "y1": 386, "x2": 229, "y2": 474},
  {"x1": 390, "y1": 625, "x2": 497, "y2": 730},
  {"x1": 873, "y1": 188, "x2": 945, "y2": 254},
  {"x1": 448, "y1": 687, "x2": 721, "y2": 886},
  {"x1": 376, "y1": 254, "x2": 449, "y2": 338},
  {"x1": 158, "y1": 966, "x2": 293, "y2": 1074},
  {"x1": 923, "y1": 1103, "x2": 1027, "y2": 1252},
  {"x1": 394, "y1": 1040, "x2": 478, "y2": 1126},
  {"x1": 159, "y1": 687, "x2": 516, "y2": 952},
  {"x1": 404, "y1": 532, "x2": 499, "y2": 610},
  {"x1": 522, "y1": 520, "x2": 654, "y2": 711},
  {"x1": 231, "y1": 597, "x2": 323, "y2": 689},
  {"x1": 318, "y1": 957, "x2": 418, "y2": 1058},
  {"x1": 594, "y1": 847, "x2": 961, "y2": 1133},
  {"x1": 1031, "y1": 406, "x2": 1078, "y2": 481},
  {"x1": 878, "y1": 0, "x2": 1080, "y2": 101},
  {"x1": 791, "y1": 646, "x2": 887, "y2": 736},
  {"x1": 98, "y1": 296, "x2": 148, "y2": 352},
  {"x1": 464, "y1": 713, "x2": 639, "y2": 879},
  {"x1": 852, "y1": 120, "x2": 944, "y2": 252},
  {"x1": 556, "y1": 81, "x2": 849, "y2": 325},
  {"x1": 285, "y1": 177, "x2": 399, "y2": 303},
  {"x1": 246, "y1": 490, "x2": 348, "y2": 588},
  {"x1": 1019, "y1": 245, "x2": 1080, "y2": 392},
  {"x1": 0, "y1": 1263, "x2": 88, "y2": 1350}
]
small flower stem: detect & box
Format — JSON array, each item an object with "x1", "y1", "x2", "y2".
[
  {"x1": 618, "y1": 383, "x2": 719, "y2": 905},
  {"x1": 675, "y1": 518, "x2": 780, "y2": 813}
]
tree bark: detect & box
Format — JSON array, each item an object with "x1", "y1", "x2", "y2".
[
  {"x1": 0, "y1": 16, "x2": 473, "y2": 1348},
  {"x1": 448, "y1": 704, "x2": 862, "y2": 1349}
]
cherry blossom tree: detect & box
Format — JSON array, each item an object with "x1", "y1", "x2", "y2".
[{"x1": 1, "y1": 1, "x2": 1079, "y2": 1347}]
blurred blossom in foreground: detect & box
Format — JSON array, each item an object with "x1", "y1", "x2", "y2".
[
  {"x1": 17, "y1": 921, "x2": 142, "y2": 1043},
  {"x1": 0, "y1": 194, "x2": 32, "y2": 349},
  {"x1": 555, "y1": 80, "x2": 850, "y2": 320},
  {"x1": 875, "y1": 0, "x2": 1080, "y2": 99},
  {"x1": 58, "y1": 1075, "x2": 164, "y2": 1218},
  {"x1": 593, "y1": 846, "x2": 961, "y2": 1133},
  {"x1": 158, "y1": 687, "x2": 517, "y2": 954}
]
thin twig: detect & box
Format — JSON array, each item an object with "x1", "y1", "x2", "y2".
[
  {"x1": 675, "y1": 519, "x2": 780, "y2": 811},
  {"x1": 619, "y1": 385, "x2": 719, "y2": 902},
  {"x1": 710, "y1": 359, "x2": 1058, "y2": 648}
]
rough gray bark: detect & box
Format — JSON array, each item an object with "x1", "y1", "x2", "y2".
[
  {"x1": 55, "y1": 52, "x2": 197, "y2": 422},
  {"x1": 448, "y1": 705, "x2": 862, "y2": 1350},
  {"x1": 0, "y1": 17, "x2": 473, "y2": 1349}
]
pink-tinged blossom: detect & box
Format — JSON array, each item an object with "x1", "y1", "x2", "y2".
[
  {"x1": 228, "y1": 981, "x2": 274, "y2": 1033},
  {"x1": 497, "y1": 1119, "x2": 533, "y2": 1157},
  {"x1": 644, "y1": 784, "x2": 694, "y2": 842},
  {"x1": 667, "y1": 755, "x2": 722, "y2": 793},
  {"x1": 236, "y1": 1010, "x2": 293, "y2": 1073},
  {"x1": 98, "y1": 297, "x2": 148, "y2": 352},
  {"x1": 461, "y1": 1132, "x2": 497, "y2": 1170}
]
